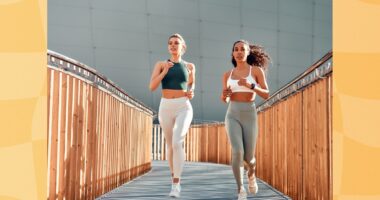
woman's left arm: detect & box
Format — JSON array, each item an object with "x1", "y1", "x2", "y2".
[
  {"x1": 252, "y1": 67, "x2": 270, "y2": 99},
  {"x1": 187, "y1": 63, "x2": 195, "y2": 90},
  {"x1": 186, "y1": 63, "x2": 196, "y2": 99}
]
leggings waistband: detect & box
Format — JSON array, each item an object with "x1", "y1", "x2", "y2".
[{"x1": 228, "y1": 101, "x2": 256, "y2": 112}]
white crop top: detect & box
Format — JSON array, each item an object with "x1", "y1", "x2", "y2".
[{"x1": 227, "y1": 66, "x2": 257, "y2": 93}]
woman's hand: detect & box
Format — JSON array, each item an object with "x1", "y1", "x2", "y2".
[
  {"x1": 161, "y1": 61, "x2": 174, "y2": 75},
  {"x1": 149, "y1": 61, "x2": 174, "y2": 91},
  {"x1": 238, "y1": 78, "x2": 251, "y2": 88},
  {"x1": 221, "y1": 86, "x2": 232, "y2": 102},
  {"x1": 223, "y1": 86, "x2": 232, "y2": 98},
  {"x1": 185, "y1": 90, "x2": 194, "y2": 99}
]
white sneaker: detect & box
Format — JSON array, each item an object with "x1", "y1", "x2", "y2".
[
  {"x1": 169, "y1": 183, "x2": 181, "y2": 198},
  {"x1": 247, "y1": 173, "x2": 258, "y2": 194},
  {"x1": 237, "y1": 187, "x2": 247, "y2": 200}
]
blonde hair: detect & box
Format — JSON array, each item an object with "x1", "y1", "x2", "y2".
[{"x1": 168, "y1": 33, "x2": 187, "y2": 55}]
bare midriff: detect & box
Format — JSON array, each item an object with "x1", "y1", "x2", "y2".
[
  {"x1": 162, "y1": 89, "x2": 187, "y2": 99},
  {"x1": 230, "y1": 92, "x2": 256, "y2": 102}
]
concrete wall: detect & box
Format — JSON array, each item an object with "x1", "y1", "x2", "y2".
[{"x1": 48, "y1": 0, "x2": 331, "y2": 121}]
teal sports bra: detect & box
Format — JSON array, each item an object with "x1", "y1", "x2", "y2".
[{"x1": 161, "y1": 60, "x2": 189, "y2": 90}]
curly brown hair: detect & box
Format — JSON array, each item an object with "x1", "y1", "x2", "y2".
[{"x1": 231, "y1": 40, "x2": 271, "y2": 71}]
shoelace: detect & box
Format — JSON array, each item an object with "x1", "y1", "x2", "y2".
[{"x1": 172, "y1": 184, "x2": 180, "y2": 192}]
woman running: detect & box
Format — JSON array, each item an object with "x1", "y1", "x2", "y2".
[
  {"x1": 221, "y1": 40, "x2": 270, "y2": 200},
  {"x1": 149, "y1": 33, "x2": 195, "y2": 198}
]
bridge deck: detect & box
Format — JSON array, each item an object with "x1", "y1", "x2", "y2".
[{"x1": 97, "y1": 160, "x2": 291, "y2": 200}]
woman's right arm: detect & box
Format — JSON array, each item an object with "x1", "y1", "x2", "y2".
[
  {"x1": 149, "y1": 61, "x2": 164, "y2": 91},
  {"x1": 220, "y1": 71, "x2": 231, "y2": 103},
  {"x1": 149, "y1": 61, "x2": 173, "y2": 91}
]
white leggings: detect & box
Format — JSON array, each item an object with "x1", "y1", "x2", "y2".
[{"x1": 158, "y1": 97, "x2": 193, "y2": 179}]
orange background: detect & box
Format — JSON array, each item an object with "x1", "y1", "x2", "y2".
[{"x1": 0, "y1": 0, "x2": 379, "y2": 199}]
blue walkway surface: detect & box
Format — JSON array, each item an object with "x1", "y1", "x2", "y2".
[{"x1": 97, "y1": 160, "x2": 291, "y2": 200}]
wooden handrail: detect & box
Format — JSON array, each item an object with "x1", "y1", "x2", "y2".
[
  {"x1": 258, "y1": 51, "x2": 332, "y2": 112},
  {"x1": 47, "y1": 51, "x2": 153, "y2": 199},
  {"x1": 48, "y1": 50, "x2": 155, "y2": 117}
]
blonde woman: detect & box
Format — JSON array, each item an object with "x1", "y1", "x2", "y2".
[{"x1": 149, "y1": 33, "x2": 195, "y2": 198}]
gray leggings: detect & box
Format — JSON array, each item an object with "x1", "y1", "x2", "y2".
[{"x1": 225, "y1": 101, "x2": 258, "y2": 188}]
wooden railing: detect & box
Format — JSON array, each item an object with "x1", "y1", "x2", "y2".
[
  {"x1": 152, "y1": 52, "x2": 332, "y2": 200},
  {"x1": 256, "y1": 52, "x2": 332, "y2": 200},
  {"x1": 47, "y1": 51, "x2": 154, "y2": 200}
]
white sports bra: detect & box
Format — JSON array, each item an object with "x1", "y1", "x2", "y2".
[{"x1": 227, "y1": 66, "x2": 257, "y2": 93}]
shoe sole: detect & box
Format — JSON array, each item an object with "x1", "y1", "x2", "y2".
[{"x1": 169, "y1": 193, "x2": 180, "y2": 198}]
